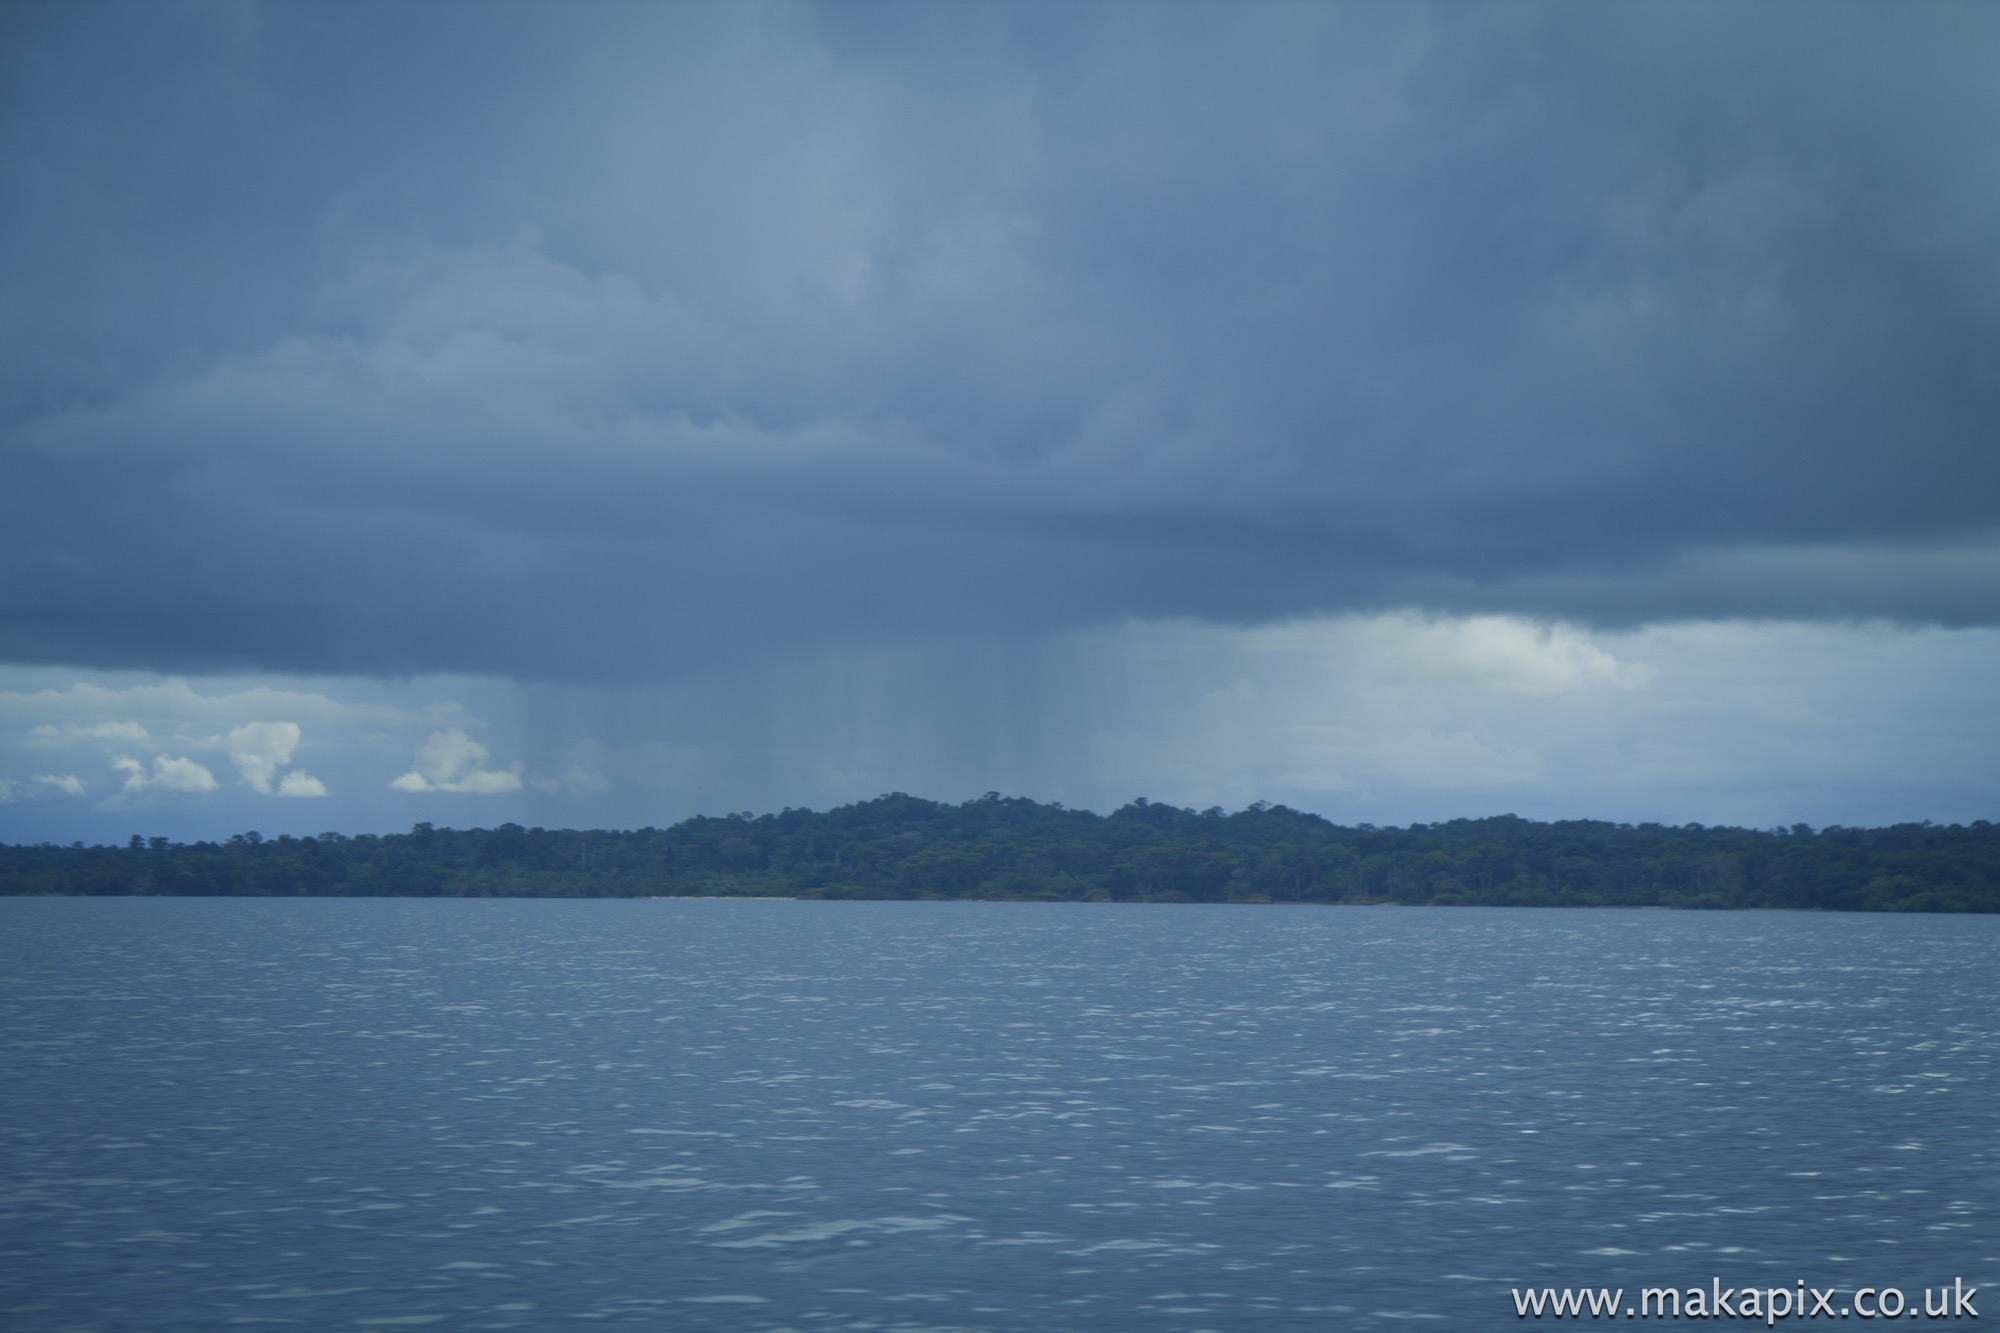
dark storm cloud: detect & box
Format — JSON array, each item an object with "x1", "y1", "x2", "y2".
[{"x1": 5, "y1": 0, "x2": 1999, "y2": 680}]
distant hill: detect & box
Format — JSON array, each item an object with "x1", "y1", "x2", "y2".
[{"x1": 4, "y1": 794, "x2": 1996, "y2": 912}]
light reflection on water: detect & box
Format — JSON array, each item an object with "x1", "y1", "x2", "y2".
[{"x1": 1, "y1": 898, "x2": 1995, "y2": 1330}]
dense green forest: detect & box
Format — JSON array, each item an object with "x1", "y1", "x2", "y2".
[{"x1": 3, "y1": 794, "x2": 1996, "y2": 911}]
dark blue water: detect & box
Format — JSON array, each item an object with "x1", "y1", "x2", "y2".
[{"x1": 1, "y1": 899, "x2": 1994, "y2": 1331}]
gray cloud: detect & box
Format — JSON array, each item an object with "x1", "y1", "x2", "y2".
[{"x1": 5, "y1": 1, "x2": 1999, "y2": 682}]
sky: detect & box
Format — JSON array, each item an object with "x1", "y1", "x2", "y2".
[{"x1": 3, "y1": 0, "x2": 1997, "y2": 843}]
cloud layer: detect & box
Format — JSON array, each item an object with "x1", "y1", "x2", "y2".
[
  {"x1": 4, "y1": 615, "x2": 1995, "y2": 843},
  {"x1": 3, "y1": 6, "x2": 1995, "y2": 841},
  {"x1": 4, "y1": 3, "x2": 1999, "y2": 682}
]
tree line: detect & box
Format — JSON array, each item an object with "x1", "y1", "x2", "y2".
[{"x1": 3, "y1": 793, "x2": 1996, "y2": 912}]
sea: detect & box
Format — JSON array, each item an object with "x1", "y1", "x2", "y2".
[{"x1": 1, "y1": 898, "x2": 1994, "y2": 1331}]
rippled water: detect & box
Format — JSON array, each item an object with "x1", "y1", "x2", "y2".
[{"x1": 1, "y1": 899, "x2": 1994, "y2": 1330}]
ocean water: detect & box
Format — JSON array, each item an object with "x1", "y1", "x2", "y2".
[{"x1": 1, "y1": 898, "x2": 1994, "y2": 1331}]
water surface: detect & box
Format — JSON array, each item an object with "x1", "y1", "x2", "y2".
[{"x1": 2, "y1": 899, "x2": 1994, "y2": 1329}]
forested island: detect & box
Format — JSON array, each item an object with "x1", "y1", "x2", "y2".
[{"x1": 4, "y1": 793, "x2": 1997, "y2": 911}]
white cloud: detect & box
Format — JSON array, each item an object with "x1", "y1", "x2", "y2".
[
  {"x1": 0, "y1": 678, "x2": 432, "y2": 735},
  {"x1": 0, "y1": 669, "x2": 529, "y2": 835},
  {"x1": 1363, "y1": 615, "x2": 1644, "y2": 695},
  {"x1": 391, "y1": 728, "x2": 522, "y2": 794},
  {"x1": 226, "y1": 720, "x2": 302, "y2": 793},
  {"x1": 0, "y1": 773, "x2": 88, "y2": 802},
  {"x1": 276, "y1": 770, "x2": 329, "y2": 797},
  {"x1": 1039, "y1": 613, "x2": 1647, "y2": 809},
  {"x1": 23, "y1": 719, "x2": 151, "y2": 749},
  {"x1": 113, "y1": 754, "x2": 220, "y2": 794},
  {"x1": 1228, "y1": 613, "x2": 1644, "y2": 695},
  {"x1": 79, "y1": 720, "x2": 151, "y2": 742}
]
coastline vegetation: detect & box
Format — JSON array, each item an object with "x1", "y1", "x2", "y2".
[{"x1": 3, "y1": 794, "x2": 1996, "y2": 911}]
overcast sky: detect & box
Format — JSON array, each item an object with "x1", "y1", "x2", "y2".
[{"x1": 3, "y1": 1, "x2": 1997, "y2": 841}]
